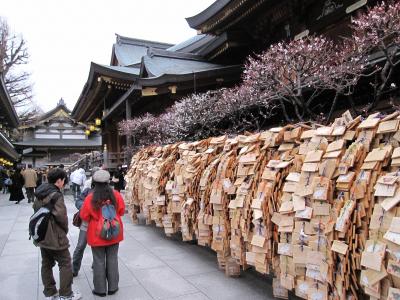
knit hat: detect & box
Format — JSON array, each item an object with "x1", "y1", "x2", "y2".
[{"x1": 92, "y1": 170, "x2": 110, "y2": 183}]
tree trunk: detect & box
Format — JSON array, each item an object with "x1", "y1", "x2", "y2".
[
  {"x1": 347, "y1": 94, "x2": 359, "y2": 116},
  {"x1": 278, "y1": 98, "x2": 291, "y2": 122},
  {"x1": 327, "y1": 91, "x2": 340, "y2": 124},
  {"x1": 367, "y1": 57, "x2": 395, "y2": 112},
  {"x1": 294, "y1": 102, "x2": 303, "y2": 121}
]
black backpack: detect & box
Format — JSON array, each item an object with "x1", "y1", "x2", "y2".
[{"x1": 28, "y1": 192, "x2": 58, "y2": 243}]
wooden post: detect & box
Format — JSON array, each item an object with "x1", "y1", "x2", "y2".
[{"x1": 126, "y1": 98, "x2": 132, "y2": 148}]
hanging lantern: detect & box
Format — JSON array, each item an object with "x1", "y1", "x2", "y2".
[
  {"x1": 89, "y1": 124, "x2": 95, "y2": 132},
  {"x1": 95, "y1": 118, "x2": 101, "y2": 126},
  {"x1": 85, "y1": 129, "x2": 91, "y2": 136}
]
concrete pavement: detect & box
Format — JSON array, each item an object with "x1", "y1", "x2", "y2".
[{"x1": 0, "y1": 191, "x2": 278, "y2": 300}]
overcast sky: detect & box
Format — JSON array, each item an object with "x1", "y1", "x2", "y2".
[{"x1": 1, "y1": 0, "x2": 215, "y2": 112}]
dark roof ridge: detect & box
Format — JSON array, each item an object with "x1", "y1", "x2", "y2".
[
  {"x1": 147, "y1": 48, "x2": 205, "y2": 61},
  {"x1": 0, "y1": 73, "x2": 19, "y2": 127},
  {"x1": 115, "y1": 34, "x2": 173, "y2": 49},
  {"x1": 186, "y1": 0, "x2": 231, "y2": 29}
]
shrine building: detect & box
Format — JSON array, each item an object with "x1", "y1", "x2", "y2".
[{"x1": 15, "y1": 98, "x2": 101, "y2": 168}]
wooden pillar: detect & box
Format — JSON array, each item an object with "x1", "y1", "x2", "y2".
[
  {"x1": 126, "y1": 98, "x2": 132, "y2": 148},
  {"x1": 103, "y1": 144, "x2": 108, "y2": 169}
]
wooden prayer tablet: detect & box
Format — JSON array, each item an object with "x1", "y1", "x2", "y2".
[
  {"x1": 331, "y1": 240, "x2": 349, "y2": 255},
  {"x1": 358, "y1": 117, "x2": 380, "y2": 129},
  {"x1": 300, "y1": 129, "x2": 316, "y2": 139},
  {"x1": 365, "y1": 148, "x2": 389, "y2": 162},
  {"x1": 332, "y1": 126, "x2": 346, "y2": 136},
  {"x1": 387, "y1": 260, "x2": 400, "y2": 278},
  {"x1": 278, "y1": 143, "x2": 295, "y2": 151},
  {"x1": 377, "y1": 119, "x2": 399, "y2": 134},
  {"x1": 381, "y1": 188, "x2": 400, "y2": 211},
  {"x1": 326, "y1": 139, "x2": 345, "y2": 152},
  {"x1": 286, "y1": 172, "x2": 301, "y2": 182},
  {"x1": 388, "y1": 287, "x2": 400, "y2": 300},
  {"x1": 343, "y1": 130, "x2": 356, "y2": 140},
  {"x1": 301, "y1": 162, "x2": 319, "y2": 172},
  {"x1": 374, "y1": 183, "x2": 397, "y2": 197},
  {"x1": 361, "y1": 240, "x2": 386, "y2": 271},
  {"x1": 316, "y1": 126, "x2": 333, "y2": 136}
]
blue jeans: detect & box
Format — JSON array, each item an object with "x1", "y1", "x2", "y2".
[
  {"x1": 72, "y1": 183, "x2": 81, "y2": 200},
  {"x1": 72, "y1": 229, "x2": 87, "y2": 274}
]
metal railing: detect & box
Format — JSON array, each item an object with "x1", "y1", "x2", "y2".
[
  {"x1": 68, "y1": 150, "x2": 129, "y2": 172},
  {"x1": 68, "y1": 151, "x2": 103, "y2": 172}
]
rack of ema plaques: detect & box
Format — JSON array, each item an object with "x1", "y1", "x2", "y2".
[{"x1": 124, "y1": 110, "x2": 400, "y2": 300}]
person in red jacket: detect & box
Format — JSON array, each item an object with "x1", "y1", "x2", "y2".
[{"x1": 80, "y1": 170, "x2": 125, "y2": 297}]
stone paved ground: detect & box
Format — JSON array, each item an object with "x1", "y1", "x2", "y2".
[{"x1": 0, "y1": 191, "x2": 279, "y2": 300}]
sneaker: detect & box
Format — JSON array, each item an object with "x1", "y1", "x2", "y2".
[
  {"x1": 45, "y1": 294, "x2": 59, "y2": 300},
  {"x1": 59, "y1": 291, "x2": 82, "y2": 300}
]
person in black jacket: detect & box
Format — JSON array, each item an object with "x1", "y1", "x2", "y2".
[
  {"x1": 112, "y1": 165, "x2": 125, "y2": 192},
  {"x1": 36, "y1": 170, "x2": 43, "y2": 187},
  {"x1": 9, "y1": 168, "x2": 25, "y2": 203}
]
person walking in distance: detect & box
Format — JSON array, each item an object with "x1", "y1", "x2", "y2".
[
  {"x1": 22, "y1": 164, "x2": 37, "y2": 203},
  {"x1": 70, "y1": 167, "x2": 86, "y2": 200},
  {"x1": 33, "y1": 168, "x2": 82, "y2": 300},
  {"x1": 72, "y1": 167, "x2": 100, "y2": 277},
  {"x1": 9, "y1": 168, "x2": 25, "y2": 204},
  {"x1": 80, "y1": 170, "x2": 125, "y2": 297},
  {"x1": 2, "y1": 170, "x2": 10, "y2": 194},
  {"x1": 37, "y1": 169, "x2": 43, "y2": 187}
]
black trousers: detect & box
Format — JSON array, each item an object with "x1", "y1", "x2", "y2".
[{"x1": 26, "y1": 187, "x2": 35, "y2": 202}]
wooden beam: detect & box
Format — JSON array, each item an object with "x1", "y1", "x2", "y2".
[
  {"x1": 102, "y1": 84, "x2": 138, "y2": 121},
  {"x1": 141, "y1": 87, "x2": 158, "y2": 96},
  {"x1": 86, "y1": 84, "x2": 112, "y2": 121},
  {"x1": 78, "y1": 78, "x2": 103, "y2": 121}
]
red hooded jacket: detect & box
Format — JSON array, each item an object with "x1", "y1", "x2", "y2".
[{"x1": 80, "y1": 190, "x2": 125, "y2": 247}]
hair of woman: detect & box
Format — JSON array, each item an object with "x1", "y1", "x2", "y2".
[{"x1": 91, "y1": 182, "x2": 117, "y2": 210}]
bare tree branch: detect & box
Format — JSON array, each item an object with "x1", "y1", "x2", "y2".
[{"x1": 0, "y1": 17, "x2": 37, "y2": 120}]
